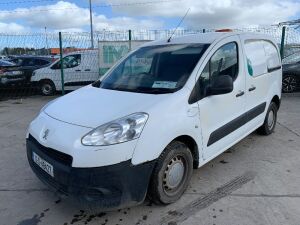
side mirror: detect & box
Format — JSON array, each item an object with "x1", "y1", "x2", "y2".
[{"x1": 208, "y1": 75, "x2": 233, "y2": 96}]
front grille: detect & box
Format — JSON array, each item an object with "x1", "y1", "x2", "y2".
[{"x1": 28, "y1": 135, "x2": 73, "y2": 166}]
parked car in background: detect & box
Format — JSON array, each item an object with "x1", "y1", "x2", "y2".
[
  {"x1": 0, "y1": 59, "x2": 15, "y2": 67},
  {"x1": 9, "y1": 56, "x2": 53, "y2": 66},
  {"x1": 0, "y1": 56, "x2": 52, "y2": 87},
  {"x1": 282, "y1": 60, "x2": 300, "y2": 93},
  {"x1": 31, "y1": 50, "x2": 99, "y2": 95},
  {"x1": 0, "y1": 55, "x2": 9, "y2": 60},
  {"x1": 0, "y1": 60, "x2": 22, "y2": 86}
]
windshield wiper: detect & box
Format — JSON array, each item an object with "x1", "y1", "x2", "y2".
[
  {"x1": 136, "y1": 88, "x2": 176, "y2": 94},
  {"x1": 100, "y1": 85, "x2": 176, "y2": 94}
]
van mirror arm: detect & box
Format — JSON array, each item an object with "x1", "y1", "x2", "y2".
[{"x1": 92, "y1": 80, "x2": 101, "y2": 88}]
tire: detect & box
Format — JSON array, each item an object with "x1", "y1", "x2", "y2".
[
  {"x1": 40, "y1": 80, "x2": 56, "y2": 96},
  {"x1": 148, "y1": 141, "x2": 193, "y2": 205},
  {"x1": 282, "y1": 74, "x2": 297, "y2": 93},
  {"x1": 257, "y1": 102, "x2": 278, "y2": 135}
]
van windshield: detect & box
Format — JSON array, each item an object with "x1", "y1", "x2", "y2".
[{"x1": 100, "y1": 44, "x2": 209, "y2": 94}]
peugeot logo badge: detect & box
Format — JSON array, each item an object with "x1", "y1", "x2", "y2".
[{"x1": 43, "y1": 129, "x2": 50, "y2": 140}]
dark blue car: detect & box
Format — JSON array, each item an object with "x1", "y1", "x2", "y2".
[{"x1": 282, "y1": 60, "x2": 300, "y2": 93}]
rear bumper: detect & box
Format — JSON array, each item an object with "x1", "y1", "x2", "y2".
[{"x1": 26, "y1": 136, "x2": 155, "y2": 209}]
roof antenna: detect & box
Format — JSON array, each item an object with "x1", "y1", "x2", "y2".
[{"x1": 167, "y1": 8, "x2": 190, "y2": 43}]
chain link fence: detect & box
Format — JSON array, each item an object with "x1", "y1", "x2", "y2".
[{"x1": 0, "y1": 26, "x2": 299, "y2": 100}]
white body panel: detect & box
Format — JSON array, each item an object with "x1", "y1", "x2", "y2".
[
  {"x1": 239, "y1": 34, "x2": 282, "y2": 132},
  {"x1": 28, "y1": 32, "x2": 282, "y2": 168}
]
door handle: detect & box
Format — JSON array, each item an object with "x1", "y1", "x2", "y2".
[
  {"x1": 236, "y1": 91, "x2": 245, "y2": 97},
  {"x1": 75, "y1": 69, "x2": 81, "y2": 72},
  {"x1": 248, "y1": 86, "x2": 256, "y2": 92},
  {"x1": 84, "y1": 69, "x2": 91, "y2": 71}
]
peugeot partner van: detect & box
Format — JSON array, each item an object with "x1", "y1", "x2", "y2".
[
  {"x1": 26, "y1": 32, "x2": 282, "y2": 209},
  {"x1": 31, "y1": 50, "x2": 99, "y2": 95}
]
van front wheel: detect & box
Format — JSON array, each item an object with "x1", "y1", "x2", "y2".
[
  {"x1": 148, "y1": 141, "x2": 193, "y2": 205},
  {"x1": 257, "y1": 102, "x2": 278, "y2": 135},
  {"x1": 40, "y1": 80, "x2": 56, "y2": 96}
]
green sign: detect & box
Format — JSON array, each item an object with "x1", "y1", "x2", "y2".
[{"x1": 103, "y1": 45, "x2": 129, "y2": 64}]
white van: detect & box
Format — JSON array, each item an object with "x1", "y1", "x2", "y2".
[
  {"x1": 26, "y1": 32, "x2": 282, "y2": 209},
  {"x1": 31, "y1": 50, "x2": 99, "y2": 95}
]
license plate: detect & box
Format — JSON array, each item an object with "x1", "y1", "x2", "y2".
[{"x1": 32, "y1": 152, "x2": 54, "y2": 177}]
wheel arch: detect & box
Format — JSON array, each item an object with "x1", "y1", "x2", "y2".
[
  {"x1": 171, "y1": 135, "x2": 199, "y2": 169},
  {"x1": 39, "y1": 78, "x2": 55, "y2": 86},
  {"x1": 271, "y1": 95, "x2": 280, "y2": 109}
]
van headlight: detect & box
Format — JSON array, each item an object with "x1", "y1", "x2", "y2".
[{"x1": 81, "y1": 113, "x2": 149, "y2": 146}]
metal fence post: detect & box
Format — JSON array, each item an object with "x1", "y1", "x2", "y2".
[
  {"x1": 280, "y1": 26, "x2": 286, "y2": 60},
  {"x1": 128, "y1": 29, "x2": 132, "y2": 52},
  {"x1": 59, "y1": 32, "x2": 65, "y2": 95}
]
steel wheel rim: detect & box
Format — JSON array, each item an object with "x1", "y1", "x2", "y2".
[
  {"x1": 267, "y1": 109, "x2": 275, "y2": 129},
  {"x1": 282, "y1": 76, "x2": 297, "y2": 92},
  {"x1": 42, "y1": 84, "x2": 52, "y2": 95},
  {"x1": 163, "y1": 155, "x2": 186, "y2": 196}
]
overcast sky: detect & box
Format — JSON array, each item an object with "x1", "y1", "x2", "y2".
[{"x1": 0, "y1": 0, "x2": 299, "y2": 33}]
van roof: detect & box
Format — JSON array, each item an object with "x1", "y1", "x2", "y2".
[{"x1": 141, "y1": 32, "x2": 276, "y2": 47}]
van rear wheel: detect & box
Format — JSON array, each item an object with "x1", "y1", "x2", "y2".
[
  {"x1": 257, "y1": 102, "x2": 278, "y2": 135},
  {"x1": 40, "y1": 80, "x2": 56, "y2": 96},
  {"x1": 148, "y1": 141, "x2": 193, "y2": 205}
]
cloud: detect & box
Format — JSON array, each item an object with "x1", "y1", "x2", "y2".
[
  {"x1": 0, "y1": 22, "x2": 27, "y2": 33},
  {"x1": 0, "y1": 0, "x2": 298, "y2": 33},
  {"x1": 0, "y1": 1, "x2": 163, "y2": 32},
  {"x1": 102, "y1": 0, "x2": 300, "y2": 28}
]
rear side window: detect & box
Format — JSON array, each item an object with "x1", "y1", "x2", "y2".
[
  {"x1": 23, "y1": 58, "x2": 36, "y2": 66},
  {"x1": 36, "y1": 59, "x2": 50, "y2": 66},
  {"x1": 52, "y1": 54, "x2": 81, "y2": 69},
  {"x1": 245, "y1": 40, "x2": 281, "y2": 77},
  {"x1": 244, "y1": 40, "x2": 267, "y2": 77},
  {"x1": 263, "y1": 41, "x2": 281, "y2": 71}
]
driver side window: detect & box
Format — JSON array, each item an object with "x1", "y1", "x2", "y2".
[
  {"x1": 52, "y1": 54, "x2": 81, "y2": 70},
  {"x1": 199, "y1": 42, "x2": 238, "y2": 97}
]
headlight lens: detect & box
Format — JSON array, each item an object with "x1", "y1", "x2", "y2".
[{"x1": 82, "y1": 112, "x2": 149, "y2": 146}]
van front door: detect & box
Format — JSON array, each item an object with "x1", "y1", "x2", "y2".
[
  {"x1": 61, "y1": 54, "x2": 83, "y2": 89},
  {"x1": 196, "y1": 36, "x2": 246, "y2": 160}
]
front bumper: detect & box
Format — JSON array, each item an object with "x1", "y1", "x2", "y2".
[
  {"x1": 0, "y1": 75, "x2": 26, "y2": 86},
  {"x1": 26, "y1": 135, "x2": 155, "y2": 209}
]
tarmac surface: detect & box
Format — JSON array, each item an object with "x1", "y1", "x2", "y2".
[{"x1": 0, "y1": 94, "x2": 299, "y2": 225}]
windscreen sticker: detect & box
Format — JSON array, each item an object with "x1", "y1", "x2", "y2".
[{"x1": 152, "y1": 81, "x2": 177, "y2": 89}]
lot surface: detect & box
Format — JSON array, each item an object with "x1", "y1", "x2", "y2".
[{"x1": 0, "y1": 94, "x2": 299, "y2": 225}]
